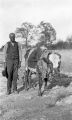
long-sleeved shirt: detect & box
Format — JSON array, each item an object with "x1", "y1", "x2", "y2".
[{"x1": 3, "y1": 41, "x2": 22, "y2": 62}]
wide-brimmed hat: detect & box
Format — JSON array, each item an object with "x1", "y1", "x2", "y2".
[{"x1": 2, "y1": 67, "x2": 8, "y2": 78}]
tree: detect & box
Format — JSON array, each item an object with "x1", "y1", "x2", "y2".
[
  {"x1": 38, "y1": 21, "x2": 56, "y2": 44},
  {"x1": 27, "y1": 26, "x2": 44, "y2": 46},
  {"x1": 15, "y1": 21, "x2": 56, "y2": 47},
  {"x1": 15, "y1": 22, "x2": 34, "y2": 48}
]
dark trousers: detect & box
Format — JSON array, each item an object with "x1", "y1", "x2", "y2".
[{"x1": 6, "y1": 59, "x2": 19, "y2": 93}]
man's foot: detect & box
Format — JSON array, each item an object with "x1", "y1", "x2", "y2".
[
  {"x1": 25, "y1": 86, "x2": 29, "y2": 91},
  {"x1": 6, "y1": 91, "x2": 11, "y2": 95},
  {"x1": 13, "y1": 91, "x2": 18, "y2": 94},
  {"x1": 38, "y1": 90, "x2": 42, "y2": 96}
]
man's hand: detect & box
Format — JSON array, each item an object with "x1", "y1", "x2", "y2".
[{"x1": 18, "y1": 61, "x2": 21, "y2": 68}]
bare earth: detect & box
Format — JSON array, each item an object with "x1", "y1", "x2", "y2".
[{"x1": 1, "y1": 69, "x2": 72, "y2": 120}]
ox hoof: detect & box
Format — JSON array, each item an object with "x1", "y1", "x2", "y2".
[
  {"x1": 44, "y1": 86, "x2": 48, "y2": 91},
  {"x1": 38, "y1": 90, "x2": 42, "y2": 96},
  {"x1": 25, "y1": 87, "x2": 29, "y2": 91}
]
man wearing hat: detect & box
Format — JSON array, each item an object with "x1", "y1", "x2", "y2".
[{"x1": 3, "y1": 33, "x2": 22, "y2": 95}]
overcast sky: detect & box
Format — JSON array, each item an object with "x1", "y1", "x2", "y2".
[{"x1": 0, "y1": 0, "x2": 72, "y2": 47}]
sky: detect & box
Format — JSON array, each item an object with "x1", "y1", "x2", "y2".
[{"x1": 0, "y1": 0, "x2": 72, "y2": 47}]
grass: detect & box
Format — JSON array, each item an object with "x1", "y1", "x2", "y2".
[{"x1": 55, "y1": 49, "x2": 72, "y2": 75}]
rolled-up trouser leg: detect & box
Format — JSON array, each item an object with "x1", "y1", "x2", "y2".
[
  {"x1": 7, "y1": 60, "x2": 13, "y2": 93},
  {"x1": 12, "y1": 60, "x2": 18, "y2": 91}
]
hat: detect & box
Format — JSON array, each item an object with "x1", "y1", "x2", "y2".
[{"x1": 2, "y1": 67, "x2": 8, "y2": 78}]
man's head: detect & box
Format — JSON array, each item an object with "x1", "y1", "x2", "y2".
[{"x1": 9, "y1": 33, "x2": 15, "y2": 43}]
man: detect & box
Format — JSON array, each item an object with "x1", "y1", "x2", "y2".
[
  {"x1": 37, "y1": 51, "x2": 53, "y2": 96},
  {"x1": 4, "y1": 33, "x2": 22, "y2": 95}
]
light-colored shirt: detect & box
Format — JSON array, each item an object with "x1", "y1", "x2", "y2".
[{"x1": 3, "y1": 42, "x2": 22, "y2": 62}]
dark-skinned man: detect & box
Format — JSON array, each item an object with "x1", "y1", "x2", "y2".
[{"x1": 3, "y1": 33, "x2": 22, "y2": 95}]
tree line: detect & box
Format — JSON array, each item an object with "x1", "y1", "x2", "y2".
[
  {"x1": 15, "y1": 21, "x2": 72, "y2": 50},
  {"x1": 0, "y1": 21, "x2": 72, "y2": 51}
]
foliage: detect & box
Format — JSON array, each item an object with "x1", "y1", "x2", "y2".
[
  {"x1": 27, "y1": 26, "x2": 43, "y2": 46},
  {"x1": 47, "y1": 40, "x2": 72, "y2": 50},
  {"x1": 15, "y1": 22, "x2": 34, "y2": 47},
  {"x1": 38, "y1": 21, "x2": 56, "y2": 43},
  {"x1": 15, "y1": 21, "x2": 56, "y2": 47}
]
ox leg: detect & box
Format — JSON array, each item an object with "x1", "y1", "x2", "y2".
[
  {"x1": 44, "y1": 73, "x2": 47, "y2": 90},
  {"x1": 44, "y1": 80, "x2": 48, "y2": 91},
  {"x1": 28, "y1": 70, "x2": 32, "y2": 89},
  {"x1": 25, "y1": 70, "x2": 29, "y2": 90},
  {"x1": 24, "y1": 70, "x2": 28, "y2": 90},
  {"x1": 38, "y1": 75, "x2": 43, "y2": 96},
  {"x1": 37, "y1": 67, "x2": 43, "y2": 96}
]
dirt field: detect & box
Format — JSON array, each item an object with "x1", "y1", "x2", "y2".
[{"x1": 0, "y1": 49, "x2": 72, "y2": 120}]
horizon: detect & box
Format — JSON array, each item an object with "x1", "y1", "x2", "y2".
[{"x1": 0, "y1": 0, "x2": 72, "y2": 48}]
